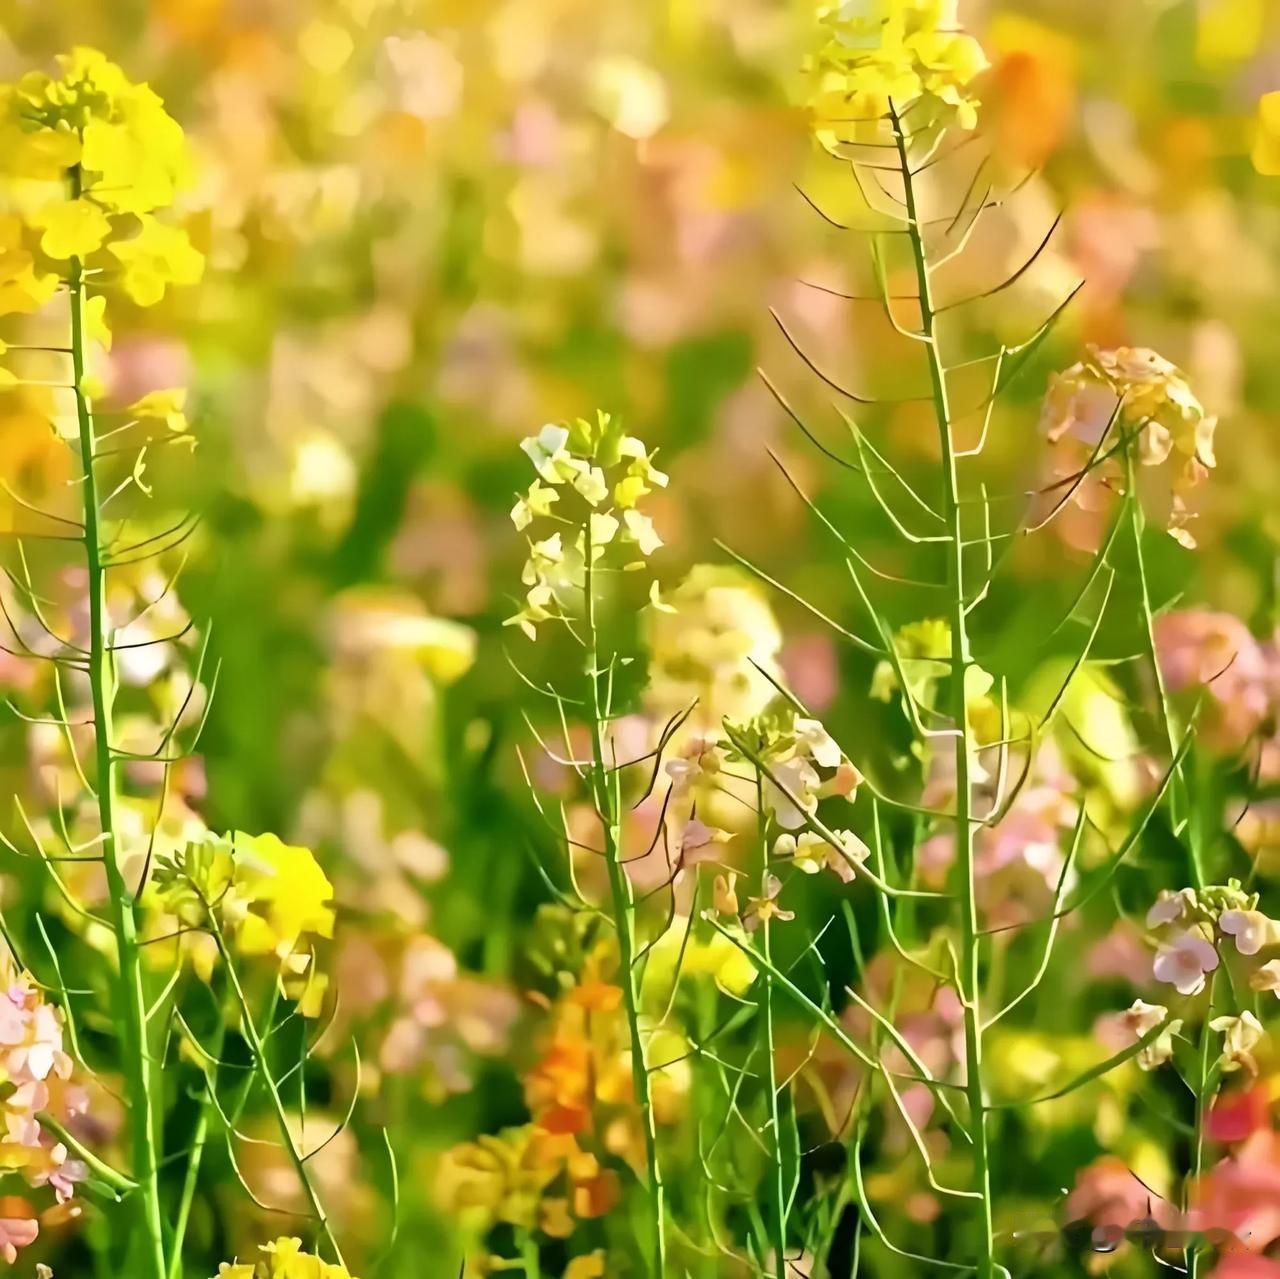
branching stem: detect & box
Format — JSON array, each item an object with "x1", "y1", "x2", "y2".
[
  {"x1": 891, "y1": 102, "x2": 996, "y2": 1279},
  {"x1": 583, "y1": 535, "x2": 666, "y2": 1276},
  {"x1": 69, "y1": 181, "x2": 169, "y2": 1279}
]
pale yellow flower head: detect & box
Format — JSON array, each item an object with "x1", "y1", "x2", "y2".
[
  {"x1": 506, "y1": 412, "x2": 666, "y2": 640},
  {"x1": 806, "y1": 0, "x2": 989, "y2": 147}
]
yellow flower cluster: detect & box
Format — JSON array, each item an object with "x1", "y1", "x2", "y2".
[
  {"x1": 1041, "y1": 345, "x2": 1217, "y2": 547},
  {"x1": 806, "y1": 0, "x2": 989, "y2": 146},
  {"x1": 153, "y1": 831, "x2": 336, "y2": 1013},
  {"x1": 506, "y1": 411, "x2": 666, "y2": 640},
  {"x1": 0, "y1": 47, "x2": 203, "y2": 330},
  {"x1": 214, "y1": 1237, "x2": 355, "y2": 1278}
]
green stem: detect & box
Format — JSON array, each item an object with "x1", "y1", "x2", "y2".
[
  {"x1": 210, "y1": 923, "x2": 346, "y2": 1268},
  {"x1": 167, "y1": 1016, "x2": 226, "y2": 1278},
  {"x1": 70, "y1": 205, "x2": 169, "y2": 1279},
  {"x1": 1186, "y1": 980, "x2": 1218, "y2": 1279},
  {"x1": 1125, "y1": 450, "x2": 1201, "y2": 886},
  {"x1": 583, "y1": 538, "x2": 666, "y2": 1277},
  {"x1": 39, "y1": 1114, "x2": 137, "y2": 1198},
  {"x1": 892, "y1": 104, "x2": 995, "y2": 1279},
  {"x1": 757, "y1": 772, "x2": 787, "y2": 1279}
]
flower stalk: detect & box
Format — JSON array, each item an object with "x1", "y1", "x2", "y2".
[
  {"x1": 891, "y1": 102, "x2": 996, "y2": 1279},
  {"x1": 209, "y1": 917, "x2": 347, "y2": 1268},
  {"x1": 69, "y1": 216, "x2": 169, "y2": 1279},
  {"x1": 582, "y1": 539, "x2": 667, "y2": 1277},
  {"x1": 756, "y1": 770, "x2": 788, "y2": 1279}
]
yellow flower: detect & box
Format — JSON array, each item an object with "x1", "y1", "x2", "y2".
[
  {"x1": 108, "y1": 215, "x2": 204, "y2": 306},
  {"x1": 563, "y1": 1253, "x2": 607, "y2": 1279},
  {"x1": 807, "y1": 0, "x2": 988, "y2": 146},
  {"x1": 1252, "y1": 90, "x2": 1280, "y2": 176},
  {"x1": 127, "y1": 388, "x2": 189, "y2": 433},
  {"x1": 212, "y1": 1237, "x2": 356, "y2": 1279},
  {"x1": 29, "y1": 198, "x2": 111, "y2": 260},
  {"x1": 0, "y1": 215, "x2": 59, "y2": 317},
  {"x1": 84, "y1": 293, "x2": 113, "y2": 349},
  {"x1": 230, "y1": 832, "x2": 336, "y2": 960},
  {"x1": 1211, "y1": 1011, "x2": 1266, "y2": 1076}
]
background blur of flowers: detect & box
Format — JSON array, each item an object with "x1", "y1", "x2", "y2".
[{"x1": 2, "y1": 0, "x2": 1280, "y2": 1274}]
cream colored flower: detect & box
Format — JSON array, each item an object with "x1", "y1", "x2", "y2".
[
  {"x1": 764, "y1": 756, "x2": 821, "y2": 831},
  {"x1": 1249, "y1": 959, "x2": 1280, "y2": 995},
  {"x1": 1219, "y1": 909, "x2": 1276, "y2": 957},
  {"x1": 776, "y1": 829, "x2": 869, "y2": 883},
  {"x1": 1119, "y1": 1000, "x2": 1180, "y2": 1071},
  {"x1": 795, "y1": 717, "x2": 842, "y2": 769},
  {"x1": 1211, "y1": 1011, "x2": 1265, "y2": 1075}
]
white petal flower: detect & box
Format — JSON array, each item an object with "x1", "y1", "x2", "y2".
[
  {"x1": 520, "y1": 423, "x2": 572, "y2": 480},
  {"x1": 764, "y1": 757, "x2": 820, "y2": 830},
  {"x1": 622, "y1": 509, "x2": 663, "y2": 556},
  {"x1": 795, "y1": 717, "x2": 842, "y2": 769}
]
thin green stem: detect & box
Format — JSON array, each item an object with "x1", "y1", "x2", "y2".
[
  {"x1": 1186, "y1": 980, "x2": 1219, "y2": 1279},
  {"x1": 210, "y1": 922, "x2": 346, "y2": 1268},
  {"x1": 69, "y1": 178, "x2": 169, "y2": 1279},
  {"x1": 167, "y1": 1015, "x2": 226, "y2": 1278},
  {"x1": 1125, "y1": 449, "x2": 1201, "y2": 886},
  {"x1": 38, "y1": 1114, "x2": 137, "y2": 1198},
  {"x1": 583, "y1": 537, "x2": 666, "y2": 1276},
  {"x1": 756, "y1": 772, "x2": 787, "y2": 1279},
  {"x1": 892, "y1": 103, "x2": 996, "y2": 1279}
]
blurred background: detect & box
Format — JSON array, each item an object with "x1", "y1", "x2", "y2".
[{"x1": 2, "y1": 0, "x2": 1280, "y2": 1273}]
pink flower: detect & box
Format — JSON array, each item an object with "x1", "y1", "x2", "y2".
[
  {"x1": 1196, "y1": 1130, "x2": 1280, "y2": 1255},
  {"x1": 679, "y1": 818, "x2": 728, "y2": 864},
  {"x1": 1065, "y1": 1156, "x2": 1181, "y2": 1233},
  {"x1": 1208, "y1": 1086, "x2": 1271, "y2": 1145},
  {"x1": 1146, "y1": 888, "x2": 1196, "y2": 928},
  {"x1": 1153, "y1": 931, "x2": 1219, "y2": 995},
  {"x1": 0, "y1": 1206, "x2": 37, "y2": 1264},
  {"x1": 1154, "y1": 611, "x2": 1274, "y2": 749},
  {"x1": 1215, "y1": 1256, "x2": 1280, "y2": 1277},
  {"x1": 779, "y1": 633, "x2": 839, "y2": 713}
]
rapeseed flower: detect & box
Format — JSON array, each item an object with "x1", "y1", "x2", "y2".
[{"x1": 807, "y1": 0, "x2": 988, "y2": 147}]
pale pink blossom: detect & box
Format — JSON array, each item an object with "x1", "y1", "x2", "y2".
[
  {"x1": 1155, "y1": 611, "x2": 1274, "y2": 749},
  {"x1": 679, "y1": 818, "x2": 729, "y2": 864},
  {"x1": 1220, "y1": 909, "x2": 1275, "y2": 956},
  {"x1": 0, "y1": 1211, "x2": 37, "y2": 1264},
  {"x1": 1153, "y1": 931, "x2": 1219, "y2": 995}
]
